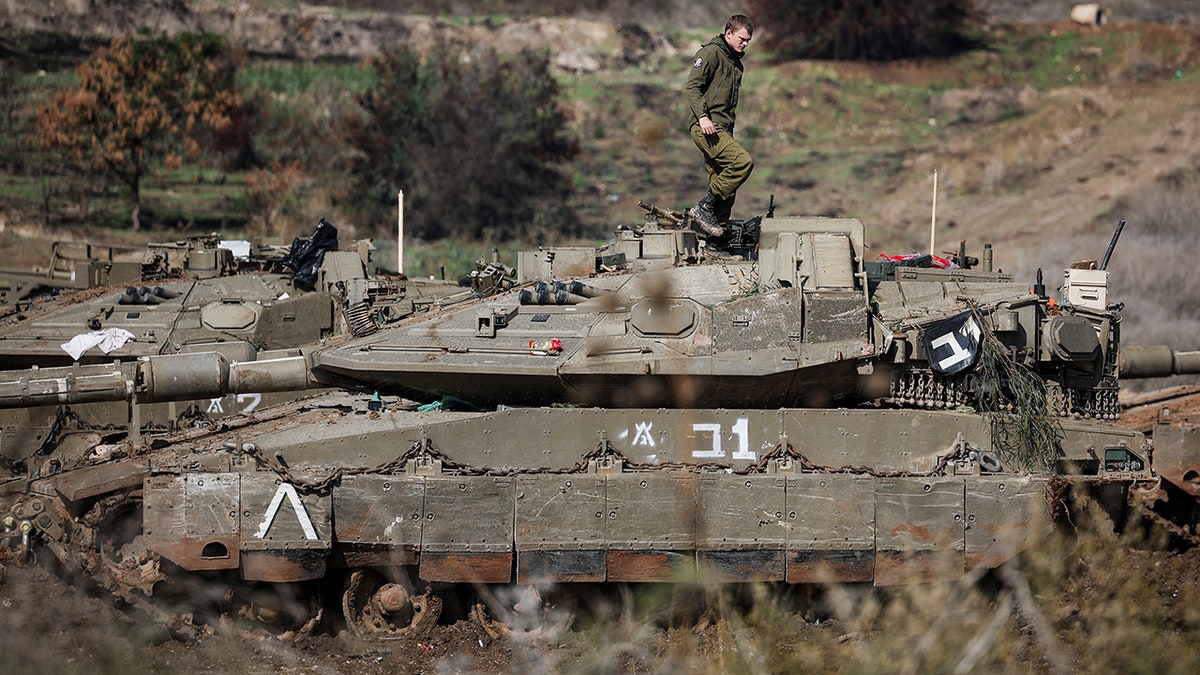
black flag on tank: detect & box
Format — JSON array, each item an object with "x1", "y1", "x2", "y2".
[
  {"x1": 284, "y1": 218, "x2": 338, "y2": 289},
  {"x1": 922, "y1": 311, "x2": 982, "y2": 375}
]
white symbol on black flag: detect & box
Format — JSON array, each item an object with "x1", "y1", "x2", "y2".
[{"x1": 923, "y1": 311, "x2": 982, "y2": 375}]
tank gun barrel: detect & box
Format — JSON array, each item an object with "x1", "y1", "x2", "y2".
[
  {"x1": 0, "y1": 351, "x2": 315, "y2": 409},
  {"x1": 1119, "y1": 346, "x2": 1200, "y2": 379},
  {"x1": 0, "y1": 364, "x2": 132, "y2": 407},
  {"x1": 637, "y1": 200, "x2": 684, "y2": 227}
]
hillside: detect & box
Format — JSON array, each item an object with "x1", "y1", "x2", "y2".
[{"x1": 1, "y1": 1, "x2": 1198, "y2": 357}]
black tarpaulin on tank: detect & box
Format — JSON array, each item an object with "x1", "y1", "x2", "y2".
[{"x1": 285, "y1": 218, "x2": 338, "y2": 288}]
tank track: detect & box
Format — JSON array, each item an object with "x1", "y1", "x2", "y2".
[
  {"x1": 888, "y1": 370, "x2": 1120, "y2": 419},
  {"x1": 1045, "y1": 382, "x2": 1120, "y2": 420},
  {"x1": 343, "y1": 301, "x2": 379, "y2": 337},
  {"x1": 886, "y1": 370, "x2": 972, "y2": 410},
  {"x1": 1129, "y1": 479, "x2": 1200, "y2": 547}
]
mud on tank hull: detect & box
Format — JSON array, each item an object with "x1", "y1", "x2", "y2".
[
  {"x1": 151, "y1": 400, "x2": 1065, "y2": 585},
  {"x1": 1, "y1": 388, "x2": 1172, "y2": 636}
]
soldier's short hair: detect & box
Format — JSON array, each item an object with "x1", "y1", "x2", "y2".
[{"x1": 725, "y1": 14, "x2": 754, "y2": 36}]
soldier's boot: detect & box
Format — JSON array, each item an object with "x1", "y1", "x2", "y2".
[
  {"x1": 714, "y1": 194, "x2": 735, "y2": 228},
  {"x1": 687, "y1": 191, "x2": 725, "y2": 237}
]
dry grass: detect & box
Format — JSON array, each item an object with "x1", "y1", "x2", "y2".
[
  {"x1": 533, "y1": 491, "x2": 1200, "y2": 673},
  {"x1": 1105, "y1": 166, "x2": 1200, "y2": 388}
]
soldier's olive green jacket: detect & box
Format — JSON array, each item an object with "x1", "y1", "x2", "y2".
[{"x1": 685, "y1": 34, "x2": 744, "y2": 133}]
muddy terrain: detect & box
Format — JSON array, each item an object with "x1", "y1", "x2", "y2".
[{"x1": 4, "y1": 493, "x2": 1200, "y2": 673}]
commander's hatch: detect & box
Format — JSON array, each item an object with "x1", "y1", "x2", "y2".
[{"x1": 758, "y1": 217, "x2": 866, "y2": 292}]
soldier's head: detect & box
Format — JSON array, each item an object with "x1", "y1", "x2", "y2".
[{"x1": 724, "y1": 15, "x2": 754, "y2": 55}]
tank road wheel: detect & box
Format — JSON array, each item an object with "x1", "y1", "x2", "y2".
[
  {"x1": 469, "y1": 585, "x2": 573, "y2": 640},
  {"x1": 219, "y1": 582, "x2": 327, "y2": 640},
  {"x1": 342, "y1": 568, "x2": 441, "y2": 636},
  {"x1": 76, "y1": 493, "x2": 165, "y2": 603}
]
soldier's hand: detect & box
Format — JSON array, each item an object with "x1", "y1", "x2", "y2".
[{"x1": 698, "y1": 116, "x2": 717, "y2": 135}]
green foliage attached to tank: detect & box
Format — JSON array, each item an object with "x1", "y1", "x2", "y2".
[{"x1": 973, "y1": 319, "x2": 1062, "y2": 472}]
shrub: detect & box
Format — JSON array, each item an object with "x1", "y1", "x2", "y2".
[
  {"x1": 345, "y1": 45, "x2": 581, "y2": 241},
  {"x1": 747, "y1": 0, "x2": 984, "y2": 61}
]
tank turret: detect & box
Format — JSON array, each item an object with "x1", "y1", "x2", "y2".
[
  {"x1": 0, "y1": 220, "x2": 455, "y2": 370},
  {"x1": 0, "y1": 220, "x2": 460, "y2": 478},
  {"x1": 0, "y1": 213, "x2": 1149, "y2": 420}
]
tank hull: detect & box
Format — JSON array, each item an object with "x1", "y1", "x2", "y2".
[{"x1": 111, "y1": 396, "x2": 1114, "y2": 587}]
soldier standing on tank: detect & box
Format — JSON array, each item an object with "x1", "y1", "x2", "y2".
[{"x1": 685, "y1": 14, "x2": 755, "y2": 238}]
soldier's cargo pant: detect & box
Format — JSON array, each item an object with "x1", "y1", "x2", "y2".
[{"x1": 691, "y1": 123, "x2": 754, "y2": 223}]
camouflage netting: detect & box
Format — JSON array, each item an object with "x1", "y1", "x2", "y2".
[{"x1": 972, "y1": 314, "x2": 1062, "y2": 472}]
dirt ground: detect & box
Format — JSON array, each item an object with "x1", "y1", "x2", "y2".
[{"x1": 4, "y1": 518, "x2": 1200, "y2": 673}]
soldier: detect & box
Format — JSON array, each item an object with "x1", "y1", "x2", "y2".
[{"x1": 685, "y1": 14, "x2": 755, "y2": 237}]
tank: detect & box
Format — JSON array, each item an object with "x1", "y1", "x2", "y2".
[
  {"x1": 0, "y1": 220, "x2": 460, "y2": 478},
  {"x1": 0, "y1": 205, "x2": 1197, "y2": 636},
  {"x1": 0, "y1": 239, "x2": 144, "y2": 307}
]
